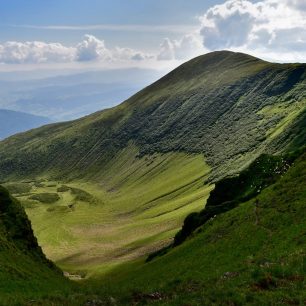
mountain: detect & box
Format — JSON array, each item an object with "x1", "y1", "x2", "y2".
[
  {"x1": 0, "y1": 186, "x2": 72, "y2": 305},
  {"x1": 0, "y1": 51, "x2": 305, "y2": 180},
  {"x1": 0, "y1": 51, "x2": 305, "y2": 279},
  {"x1": 0, "y1": 109, "x2": 51, "y2": 140}
]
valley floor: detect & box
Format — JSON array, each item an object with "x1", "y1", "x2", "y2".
[{"x1": 6, "y1": 148, "x2": 212, "y2": 276}]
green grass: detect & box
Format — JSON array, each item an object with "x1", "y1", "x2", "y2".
[
  {"x1": 2, "y1": 151, "x2": 305, "y2": 306},
  {"x1": 0, "y1": 51, "x2": 305, "y2": 305},
  {"x1": 0, "y1": 186, "x2": 74, "y2": 305},
  {"x1": 84, "y1": 152, "x2": 306, "y2": 306},
  {"x1": 14, "y1": 148, "x2": 211, "y2": 276}
]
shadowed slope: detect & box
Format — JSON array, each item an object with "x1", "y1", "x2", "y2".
[{"x1": 0, "y1": 186, "x2": 71, "y2": 305}]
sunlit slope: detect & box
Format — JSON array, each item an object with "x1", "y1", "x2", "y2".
[
  {"x1": 95, "y1": 152, "x2": 306, "y2": 306},
  {"x1": 0, "y1": 50, "x2": 305, "y2": 279},
  {"x1": 0, "y1": 51, "x2": 305, "y2": 181},
  {"x1": 8, "y1": 148, "x2": 211, "y2": 274}
]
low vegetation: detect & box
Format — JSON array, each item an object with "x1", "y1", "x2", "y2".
[
  {"x1": 13, "y1": 150, "x2": 211, "y2": 275},
  {"x1": 29, "y1": 192, "x2": 60, "y2": 204},
  {"x1": 0, "y1": 51, "x2": 305, "y2": 305},
  {"x1": 89, "y1": 151, "x2": 306, "y2": 306},
  {"x1": 2, "y1": 154, "x2": 304, "y2": 306},
  {"x1": 0, "y1": 186, "x2": 73, "y2": 305},
  {"x1": 173, "y1": 152, "x2": 298, "y2": 247},
  {"x1": 3, "y1": 182, "x2": 32, "y2": 194}
]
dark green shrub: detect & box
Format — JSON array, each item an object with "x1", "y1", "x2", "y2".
[
  {"x1": 4, "y1": 183, "x2": 32, "y2": 194},
  {"x1": 29, "y1": 193, "x2": 60, "y2": 204},
  {"x1": 57, "y1": 185, "x2": 70, "y2": 192}
]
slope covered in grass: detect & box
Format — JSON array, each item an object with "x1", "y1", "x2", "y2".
[
  {"x1": 0, "y1": 51, "x2": 305, "y2": 277},
  {"x1": 10, "y1": 149, "x2": 211, "y2": 275},
  {"x1": 0, "y1": 51, "x2": 305, "y2": 182},
  {"x1": 0, "y1": 186, "x2": 72, "y2": 305},
  {"x1": 93, "y1": 151, "x2": 306, "y2": 305}
]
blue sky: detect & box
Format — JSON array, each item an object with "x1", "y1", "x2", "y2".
[
  {"x1": 0, "y1": 0, "x2": 306, "y2": 71},
  {"x1": 0, "y1": 0, "x2": 220, "y2": 47}
]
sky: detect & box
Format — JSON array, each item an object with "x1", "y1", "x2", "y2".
[{"x1": 1, "y1": 0, "x2": 306, "y2": 72}]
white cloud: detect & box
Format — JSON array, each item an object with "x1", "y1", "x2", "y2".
[
  {"x1": 2, "y1": 1, "x2": 306, "y2": 67},
  {"x1": 200, "y1": 0, "x2": 257, "y2": 49},
  {"x1": 157, "y1": 34, "x2": 205, "y2": 61},
  {"x1": 286, "y1": 0, "x2": 306, "y2": 11},
  {"x1": 0, "y1": 33, "x2": 203, "y2": 66},
  {"x1": 14, "y1": 24, "x2": 197, "y2": 34},
  {"x1": 113, "y1": 47, "x2": 153, "y2": 61},
  {"x1": 0, "y1": 35, "x2": 153, "y2": 65},
  {"x1": 76, "y1": 35, "x2": 112, "y2": 62},
  {"x1": 198, "y1": 0, "x2": 306, "y2": 58},
  {"x1": 157, "y1": 38, "x2": 175, "y2": 61},
  {"x1": 0, "y1": 41, "x2": 74, "y2": 64}
]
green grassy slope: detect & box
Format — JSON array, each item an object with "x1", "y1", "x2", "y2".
[
  {"x1": 0, "y1": 51, "x2": 305, "y2": 182},
  {"x1": 0, "y1": 51, "x2": 305, "y2": 305},
  {"x1": 171, "y1": 153, "x2": 296, "y2": 247},
  {"x1": 92, "y1": 151, "x2": 306, "y2": 306},
  {"x1": 0, "y1": 51, "x2": 305, "y2": 277},
  {"x1": 7, "y1": 149, "x2": 211, "y2": 275},
  {"x1": 0, "y1": 186, "x2": 72, "y2": 305}
]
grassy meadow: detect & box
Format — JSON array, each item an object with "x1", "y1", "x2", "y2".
[
  {"x1": 5, "y1": 147, "x2": 212, "y2": 276},
  {"x1": 84, "y1": 152, "x2": 306, "y2": 306}
]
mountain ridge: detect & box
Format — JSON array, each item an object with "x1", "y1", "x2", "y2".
[
  {"x1": 0, "y1": 51, "x2": 305, "y2": 181},
  {"x1": 0, "y1": 109, "x2": 51, "y2": 140}
]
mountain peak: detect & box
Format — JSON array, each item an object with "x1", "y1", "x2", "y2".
[{"x1": 178, "y1": 50, "x2": 264, "y2": 74}]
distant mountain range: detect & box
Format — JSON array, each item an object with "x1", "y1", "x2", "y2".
[
  {"x1": 0, "y1": 68, "x2": 164, "y2": 121},
  {"x1": 0, "y1": 109, "x2": 51, "y2": 140}
]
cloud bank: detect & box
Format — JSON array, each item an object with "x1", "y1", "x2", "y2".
[
  {"x1": 157, "y1": 34, "x2": 205, "y2": 61},
  {"x1": 0, "y1": 35, "x2": 153, "y2": 64},
  {"x1": 198, "y1": 0, "x2": 306, "y2": 61},
  {"x1": 0, "y1": 41, "x2": 74, "y2": 64},
  {"x1": 1, "y1": 0, "x2": 306, "y2": 65}
]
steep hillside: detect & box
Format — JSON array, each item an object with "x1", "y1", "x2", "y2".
[
  {"x1": 0, "y1": 186, "x2": 72, "y2": 305},
  {"x1": 93, "y1": 151, "x2": 306, "y2": 306},
  {"x1": 0, "y1": 51, "x2": 305, "y2": 276},
  {"x1": 0, "y1": 51, "x2": 305, "y2": 181},
  {"x1": 0, "y1": 109, "x2": 51, "y2": 140}
]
